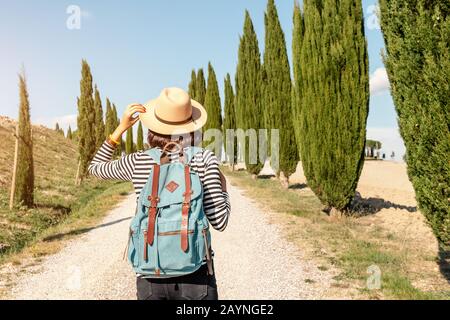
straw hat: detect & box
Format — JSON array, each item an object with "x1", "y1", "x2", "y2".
[{"x1": 139, "y1": 87, "x2": 207, "y2": 135}]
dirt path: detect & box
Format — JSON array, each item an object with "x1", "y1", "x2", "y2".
[
  {"x1": 8, "y1": 195, "x2": 137, "y2": 300},
  {"x1": 7, "y1": 183, "x2": 333, "y2": 300}
]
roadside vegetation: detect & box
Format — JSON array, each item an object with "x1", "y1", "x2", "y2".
[
  {"x1": 0, "y1": 118, "x2": 131, "y2": 266},
  {"x1": 224, "y1": 167, "x2": 450, "y2": 300}
]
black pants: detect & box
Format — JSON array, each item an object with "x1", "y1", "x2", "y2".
[{"x1": 136, "y1": 264, "x2": 218, "y2": 300}]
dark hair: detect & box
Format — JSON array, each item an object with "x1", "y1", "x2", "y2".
[{"x1": 147, "y1": 129, "x2": 202, "y2": 151}]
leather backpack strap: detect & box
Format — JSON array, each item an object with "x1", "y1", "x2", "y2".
[
  {"x1": 147, "y1": 164, "x2": 160, "y2": 247},
  {"x1": 181, "y1": 165, "x2": 192, "y2": 252}
]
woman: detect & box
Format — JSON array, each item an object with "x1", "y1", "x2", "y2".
[{"x1": 88, "y1": 87, "x2": 230, "y2": 300}]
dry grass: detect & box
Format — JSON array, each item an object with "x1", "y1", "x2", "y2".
[
  {"x1": 224, "y1": 167, "x2": 450, "y2": 300},
  {"x1": 0, "y1": 116, "x2": 75, "y2": 190},
  {"x1": 0, "y1": 116, "x2": 133, "y2": 296}
]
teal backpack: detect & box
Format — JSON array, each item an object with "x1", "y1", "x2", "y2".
[{"x1": 126, "y1": 144, "x2": 213, "y2": 278}]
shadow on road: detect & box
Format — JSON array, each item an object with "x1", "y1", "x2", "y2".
[{"x1": 43, "y1": 216, "x2": 132, "y2": 242}]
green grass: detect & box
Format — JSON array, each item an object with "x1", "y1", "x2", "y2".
[
  {"x1": 224, "y1": 167, "x2": 450, "y2": 300},
  {"x1": 0, "y1": 180, "x2": 131, "y2": 298},
  {"x1": 0, "y1": 179, "x2": 132, "y2": 263}
]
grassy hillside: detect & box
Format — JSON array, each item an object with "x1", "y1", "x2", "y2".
[{"x1": 0, "y1": 116, "x2": 131, "y2": 259}]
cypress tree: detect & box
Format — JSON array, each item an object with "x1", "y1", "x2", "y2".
[
  {"x1": 203, "y1": 62, "x2": 223, "y2": 158},
  {"x1": 72, "y1": 129, "x2": 78, "y2": 142},
  {"x1": 223, "y1": 73, "x2": 237, "y2": 169},
  {"x1": 196, "y1": 68, "x2": 206, "y2": 105},
  {"x1": 104, "y1": 98, "x2": 113, "y2": 138},
  {"x1": 77, "y1": 60, "x2": 96, "y2": 180},
  {"x1": 137, "y1": 121, "x2": 144, "y2": 151},
  {"x1": 188, "y1": 69, "x2": 197, "y2": 99},
  {"x1": 379, "y1": 0, "x2": 450, "y2": 243},
  {"x1": 93, "y1": 85, "x2": 105, "y2": 148},
  {"x1": 292, "y1": 1, "x2": 304, "y2": 153},
  {"x1": 67, "y1": 125, "x2": 73, "y2": 140},
  {"x1": 296, "y1": 0, "x2": 369, "y2": 211},
  {"x1": 55, "y1": 122, "x2": 64, "y2": 135},
  {"x1": 235, "y1": 11, "x2": 264, "y2": 176},
  {"x1": 112, "y1": 104, "x2": 119, "y2": 129},
  {"x1": 14, "y1": 72, "x2": 34, "y2": 207},
  {"x1": 263, "y1": 0, "x2": 299, "y2": 184},
  {"x1": 125, "y1": 127, "x2": 134, "y2": 154}
]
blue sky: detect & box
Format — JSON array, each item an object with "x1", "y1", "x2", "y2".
[{"x1": 0, "y1": 0, "x2": 404, "y2": 160}]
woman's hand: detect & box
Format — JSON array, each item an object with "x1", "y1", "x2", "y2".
[
  {"x1": 110, "y1": 103, "x2": 146, "y2": 146},
  {"x1": 119, "y1": 104, "x2": 146, "y2": 131}
]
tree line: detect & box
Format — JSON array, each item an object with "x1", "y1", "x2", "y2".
[
  {"x1": 75, "y1": 60, "x2": 145, "y2": 183},
  {"x1": 10, "y1": 63, "x2": 146, "y2": 204},
  {"x1": 189, "y1": 0, "x2": 449, "y2": 244},
  {"x1": 190, "y1": 0, "x2": 369, "y2": 208}
]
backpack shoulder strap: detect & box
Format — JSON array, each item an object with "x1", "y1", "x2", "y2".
[
  {"x1": 184, "y1": 146, "x2": 204, "y2": 164},
  {"x1": 145, "y1": 148, "x2": 162, "y2": 164},
  {"x1": 146, "y1": 163, "x2": 160, "y2": 259},
  {"x1": 181, "y1": 164, "x2": 192, "y2": 252}
]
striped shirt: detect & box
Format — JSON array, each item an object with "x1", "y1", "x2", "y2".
[{"x1": 88, "y1": 141, "x2": 230, "y2": 231}]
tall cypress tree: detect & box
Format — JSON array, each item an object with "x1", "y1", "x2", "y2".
[
  {"x1": 196, "y1": 68, "x2": 206, "y2": 105},
  {"x1": 379, "y1": 0, "x2": 450, "y2": 244},
  {"x1": 94, "y1": 85, "x2": 105, "y2": 148},
  {"x1": 112, "y1": 104, "x2": 119, "y2": 129},
  {"x1": 67, "y1": 125, "x2": 73, "y2": 140},
  {"x1": 55, "y1": 122, "x2": 64, "y2": 135},
  {"x1": 203, "y1": 62, "x2": 223, "y2": 158},
  {"x1": 235, "y1": 11, "x2": 264, "y2": 176},
  {"x1": 104, "y1": 98, "x2": 113, "y2": 138},
  {"x1": 14, "y1": 72, "x2": 34, "y2": 207},
  {"x1": 137, "y1": 121, "x2": 144, "y2": 151},
  {"x1": 296, "y1": 0, "x2": 369, "y2": 211},
  {"x1": 125, "y1": 127, "x2": 134, "y2": 154},
  {"x1": 93, "y1": 85, "x2": 105, "y2": 148},
  {"x1": 188, "y1": 69, "x2": 197, "y2": 99},
  {"x1": 223, "y1": 73, "x2": 237, "y2": 169},
  {"x1": 263, "y1": 0, "x2": 298, "y2": 184},
  {"x1": 292, "y1": 1, "x2": 304, "y2": 153},
  {"x1": 77, "y1": 60, "x2": 96, "y2": 180}
]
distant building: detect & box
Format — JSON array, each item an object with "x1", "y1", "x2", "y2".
[{"x1": 365, "y1": 140, "x2": 382, "y2": 159}]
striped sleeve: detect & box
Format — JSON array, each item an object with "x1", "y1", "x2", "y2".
[
  {"x1": 88, "y1": 141, "x2": 136, "y2": 181},
  {"x1": 201, "y1": 150, "x2": 231, "y2": 232}
]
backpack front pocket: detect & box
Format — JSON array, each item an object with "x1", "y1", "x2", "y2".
[{"x1": 155, "y1": 220, "x2": 203, "y2": 273}]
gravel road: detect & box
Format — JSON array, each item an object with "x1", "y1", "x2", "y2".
[{"x1": 8, "y1": 183, "x2": 333, "y2": 300}]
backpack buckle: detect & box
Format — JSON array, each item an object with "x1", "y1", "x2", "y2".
[
  {"x1": 148, "y1": 195, "x2": 160, "y2": 208},
  {"x1": 182, "y1": 202, "x2": 190, "y2": 208}
]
